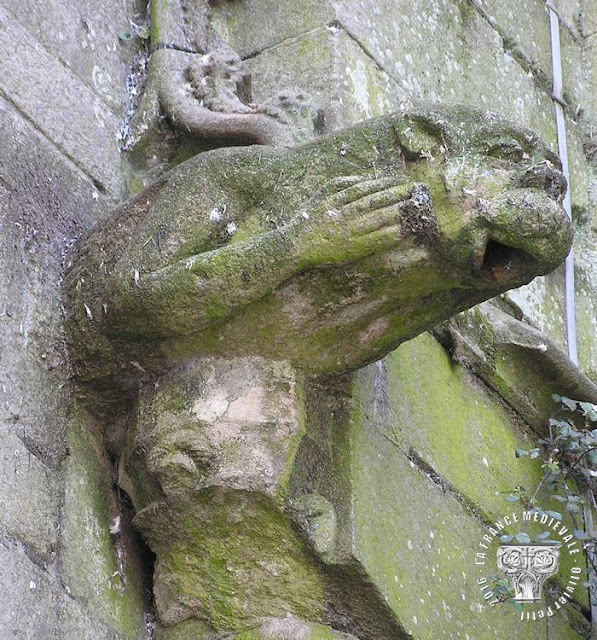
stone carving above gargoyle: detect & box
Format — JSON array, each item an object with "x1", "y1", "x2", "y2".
[
  {"x1": 127, "y1": 0, "x2": 322, "y2": 160},
  {"x1": 151, "y1": 47, "x2": 323, "y2": 146},
  {"x1": 66, "y1": 107, "x2": 573, "y2": 639},
  {"x1": 68, "y1": 106, "x2": 572, "y2": 394}
]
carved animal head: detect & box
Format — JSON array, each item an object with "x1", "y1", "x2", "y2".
[{"x1": 393, "y1": 107, "x2": 570, "y2": 284}]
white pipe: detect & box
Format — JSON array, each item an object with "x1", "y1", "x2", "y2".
[
  {"x1": 546, "y1": 1, "x2": 578, "y2": 365},
  {"x1": 545, "y1": 8, "x2": 596, "y2": 638}
]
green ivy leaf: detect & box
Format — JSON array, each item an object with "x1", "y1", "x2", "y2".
[
  {"x1": 535, "y1": 531, "x2": 552, "y2": 540},
  {"x1": 545, "y1": 511, "x2": 563, "y2": 521},
  {"x1": 567, "y1": 503, "x2": 581, "y2": 513},
  {"x1": 562, "y1": 397, "x2": 578, "y2": 411},
  {"x1": 575, "y1": 530, "x2": 592, "y2": 541},
  {"x1": 580, "y1": 402, "x2": 596, "y2": 414},
  {"x1": 514, "y1": 532, "x2": 531, "y2": 544}
]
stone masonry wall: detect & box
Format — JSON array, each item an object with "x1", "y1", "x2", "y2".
[
  {"x1": 2, "y1": 0, "x2": 597, "y2": 639},
  {"x1": 0, "y1": 1, "x2": 149, "y2": 638}
]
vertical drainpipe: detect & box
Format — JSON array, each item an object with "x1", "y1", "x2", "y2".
[
  {"x1": 546, "y1": 0, "x2": 578, "y2": 366},
  {"x1": 545, "y1": 10, "x2": 597, "y2": 637}
]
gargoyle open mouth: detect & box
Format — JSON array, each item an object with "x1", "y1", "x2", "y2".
[{"x1": 475, "y1": 238, "x2": 532, "y2": 281}]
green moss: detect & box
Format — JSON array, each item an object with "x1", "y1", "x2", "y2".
[
  {"x1": 344, "y1": 342, "x2": 585, "y2": 637},
  {"x1": 230, "y1": 620, "x2": 339, "y2": 639},
  {"x1": 157, "y1": 618, "x2": 216, "y2": 640},
  {"x1": 61, "y1": 401, "x2": 145, "y2": 637},
  {"x1": 347, "y1": 333, "x2": 588, "y2": 620},
  {"x1": 136, "y1": 489, "x2": 325, "y2": 633},
  {"x1": 275, "y1": 374, "x2": 308, "y2": 506}
]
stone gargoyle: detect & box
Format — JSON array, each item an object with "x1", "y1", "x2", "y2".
[
  {"x1": 69, "y1": 106, "x2": 571, "y2": 391},
  {"x1": 66, "y1": 106, "x2": 573, "y2": 639}
]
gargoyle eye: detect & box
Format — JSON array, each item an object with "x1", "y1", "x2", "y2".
[{"x1": 486, "y1": 139, "x2": 525, "y2": 162}]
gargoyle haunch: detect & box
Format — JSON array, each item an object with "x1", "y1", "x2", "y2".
[{"x1": 67, "y1": 106, "x2": 572, "y2": 392}]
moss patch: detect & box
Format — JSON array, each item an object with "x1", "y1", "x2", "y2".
[{"x1": 135, "y1": 489, "x2": 325, "y2": 633}]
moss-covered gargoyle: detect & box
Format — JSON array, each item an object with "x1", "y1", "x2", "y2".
[
  {"x1": 68, "y1": 106, "x2": 571, "y2": 392},
  {"x1": 66, "y1": 106, "x2": 573, "y2": 639}
]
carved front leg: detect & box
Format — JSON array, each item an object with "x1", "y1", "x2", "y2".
[{"x1": 104, "y1": 177, "x2": 425, "y2": 340}]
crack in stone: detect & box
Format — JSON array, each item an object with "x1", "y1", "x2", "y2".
[
  {"x1": 0, "y1": 87, "x2": 109, "y2": 194},
  {"x1": 465, "y1": 0, "x2": 581, "y2": 119},
  {"x1": 402, "y1": 446, "x2": 492, "y2": 527},
  {"x1": 240, "y1": 25, "x2": 336, "y2": 60}
]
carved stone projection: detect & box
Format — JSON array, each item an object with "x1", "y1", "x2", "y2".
[
  {"x1": 435, "y1": 299, "x2": 597, "y2": 430},
  {"x1": 127, "y1": 0, "x2": 322, "y2": 179},
  {"x1": 67, "y1": 107, "x2": 573, "y2": 639}
]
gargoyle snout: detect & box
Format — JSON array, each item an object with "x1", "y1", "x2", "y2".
[
  {"x1": 471, "y1": 187, "x2": 573, "y2": 283},
  {"x1": 517, "y1": 162, "x2": 567, "y2": 203}
]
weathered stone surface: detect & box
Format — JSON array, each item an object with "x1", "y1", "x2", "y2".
[
  {"x1": 120, "y1": 357, "x2": 303, "y2": 506},
  {"x1": 0, "y1": 9, "x2": 143, "y2": 636},
  {"x1": 582, "y1": 33, "x2": 597, "y2": 123},
  {"x1": 0, "y1": 532, "x2": 139, "y2": 640},
  {"x1": 236, "y1": 0, "x2": 556, "y2": 139},
  {"x1": 135, "y1": 47, "x2": 322, "y2": 151},
  {"x1": 334, "y1": 2, "x2": 553, "y2": 137},
  {"x1": 469, "y1": 0, "x2": 552, "y2": 80},
  {"x1": 0, "y1": 534, "x2": 62, "y2": 639},
  {"x1": 0, "y1": 92, "x2": 112, "y2": 564},
  {"x1": 287, "y1": 350, "x2": 583, "y2": 638},
  {"x1": 554, "y1": 0, "x2": 583, "y2": 36},
  {"x1": 504, "y1": 269, "x2": 568, "y2": 353},
  {"x1": 0, "y1": 433, "x2": 60, "y2": 562},
  {"x1": 246, "y1": 28, "x2": 406, "y2": 134},
  {"x1": 60, "y1": 402, "x2": 146, "y2": 636},
  {"x1": 228, "y1": 617, "x2": 360, "y2": 639},
  {"x1": 210, "y1": 0, "x2": 336, "y2": 58},
  {"x1": 574, "y1": 245, "x2": 597, "y2": 381},
  {"x1": 246, "y1": 28, "x2": 341, "y2": 133},
  {"x1": 436, "y1": 300, "x2": 597, "y2": 429},
  {"x1": 582, "y1": 0, "x2": 597, "y2": 36},
  {"x1": 2, "y1": 0, "x2": 596, "y2": 638},
  {"x1": 345, "y1": 335, "x2": 586, "y2": 637},
  {"x1": 0, "y1": 4, "x2": 122, "y2": 194},
  {"x1": 119, "y1": 358, "x2": 321, "y2": 633},
  {"x1": 0, "y1": 0, "x2": 135, "y2": 114},
  {"x1": 560, "y1": 22, "x2": 585, "y2": 108}
]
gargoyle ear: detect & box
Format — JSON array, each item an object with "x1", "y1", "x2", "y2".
[{"x1": 394, "y1": 116, "x2": 445, "y2": 160}]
